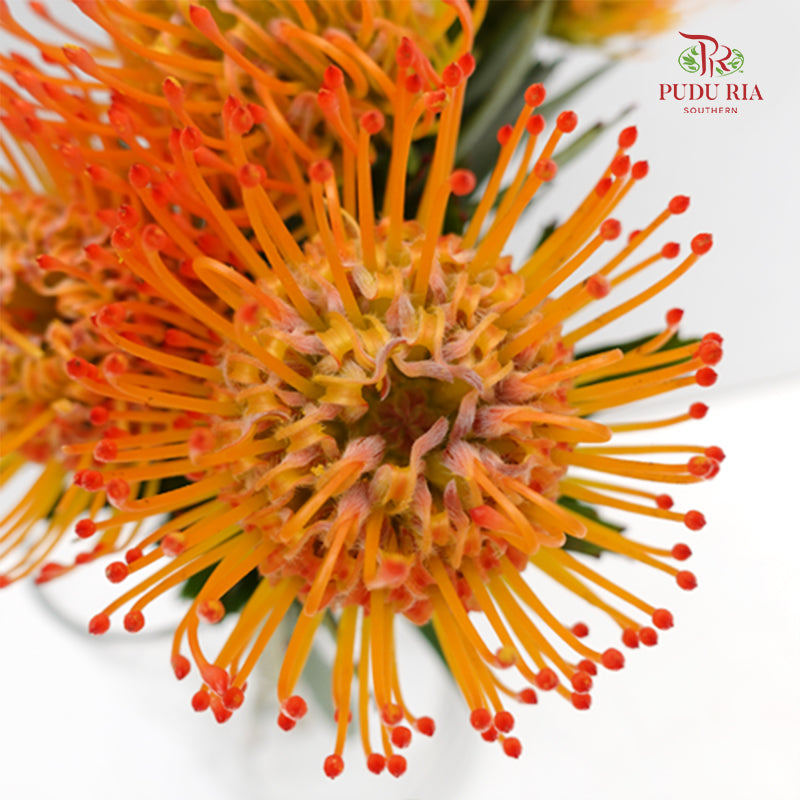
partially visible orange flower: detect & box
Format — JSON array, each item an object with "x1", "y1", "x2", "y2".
[
  {"x1": 549, "y1": 0, "x2": 677, "y2": 44},
  {"x1": 1, "y1": 9, "x2": 722, "y2": 781}
]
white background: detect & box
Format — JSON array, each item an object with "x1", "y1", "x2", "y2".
[{"x1": 1, "y1": 1, "x2": 799, "y2": 798}]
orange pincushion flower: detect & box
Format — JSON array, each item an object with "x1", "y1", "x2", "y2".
[
  {"x1": 1, "y1": 21, "x2": 721, "y2": 781},
  {"x1": 549, "y1": 0, "x2": 677, "y2": 44}
]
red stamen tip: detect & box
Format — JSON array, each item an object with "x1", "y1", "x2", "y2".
[
  {"x1": 238, "y1": 163, "x2": 265, "y2": 189},
  {"x1": 497, "y1": 124, "x2": 513, "y2": 145},
  {"x1": 323, "y1": 64, "x2": 344, "y2": 89},
  {"x1": 578, "y1": 659, "x2": 598, "y2": 676},
  {"x1": 524, "y1": 83, "x2": 546, "y2": 107},
  {"x1": 391, "y1": 726, "x2": 412, "y2": 748},
  {"x1": 381, "y1": 703, "x2": 403, "y2": 726},
  {"x1": 189, "y1": 4, "x2": 217, "y2": 35},
  {"x1": 672, "y1": 543, "x2": 692, "y2": 561},
  {"x1": 93, "y1": 439, "x2": 117, "y2": 463},
  {"x1": 449, "y1": 169, "x2": 476, "y2": 196},
  {"x1": 125, "y1": 547, "x2": 143, "y2": 564},
  {"x1": 684, "y1": 510, "x2": 706, "y2": 530},
  {"x1": 105, "y1": 561, "x2": 128, "y2": 584},
  {"x1": 696, "y1": 367, "x2": 717, "y2": 387},
  {"x1": 396, "y1": 37, "x2": 414, "y2": 68},
  {"x1": 571, "y1": 693, "x2": 592, "y2": 710},
  {"x1": 106, "y1": 478, "x2": 131, "y2": 508},
  {"x1": 639, "y1": 627, "x2": 658, "y2": 647},
  {"x1": 632, "y1": 160, "x2": 649, "y2": 180},
  {"x1": 622, "y1": 628, "x2": 640, "y2": 649},
  {"x1": 283, "y1": 695, "x2": 308, "y2": 720},
  {"x1": 360, "y1": 110, "x2": 384, "y2": 135},
  {"x1": 192, "y1": 689, "x2": 210, "y2": 712},
  {"x1": 571, "y1": 622, "x2": 589, "y2": 638},
  {"x1": 181, "y1": 126, "x2": 202, "y2": 150},
  {"x1": 75, "y1": 519, "x2": 97, "y2": 539},
  {"x1": 600, "y1": 218, "x2": 621, "y2": 241},
  {"x1": 526, "y1": 114, "x2": 545, "y2": 135},
  {"x1": 689, "y1": 402, "x2": 708, "y2": 419},
  {"x1": 653, "y1": 609, "x2": 674, "y2": 630},
  {"x1": 705, "y1": 445, "x2": 725, "y2": 462},
  {"x1": 535, "y1": 667, "x2": 559, "y2": 690},
  {"x1": 161, "y1": 533, "x2": 186, "y2": 558},
  {"x1": 586, "y1": 274, "x2": 611, "y2": 299},
  {"x1": 494, "y1": 710, "x2": 515, "y2": 733},
  {"x1": 518, "y1": 687, "x2": 538, "y2": 704},
  {"x1": 123, "y1": 609, "x2": 145, "y2": 633},
  {"x1": 618, "y1": 125, "x2": 637, "y2": 148},
  {"x1": 197, "y1": 599, "x2": 225, "y2": 624},
  {"x1": 88, "y1": 613, "x2": 110, "y2": 635},
  {"x1": 277, "y1": 713, "x2": 296, "y2": 731},
  {"x1": 129, "y1": 163, "x2": 151, "y2": 189},
  {"x1": 367, "y1": 753, "x2": 386, "y2": 774},
  {"x1": 481, "y1": 726, "x2": 498, "y2": 742},
  {"x1": 595, "y1": 177, "x2": 613, "y2": 197},
  {"x1": 601, "y1": 648, "x2": 625, "y2": 671},
  {"x1": 676, "y1": 570, "x2": 698, "y2": 590},
  {"x1": 171, "y1": 654, "x2": 191, "y2": 680},
  {"x1": 662, "y1": 242, "x2": 680, "y2": 259},
  {"x1": 571, "y1": 670, "x2": 593, "y2": 692},
  {"x1": 668, "y1": 195, "x2": 690, "y2": 214},
  {"x1": 691, "y1": 233, "x2": 713, "y2": 255},
  {"x1": 556, "y1": 110, "x2": 578, "y2": 132},
  {"x1": 458, "y1": 53, "x2": 476, "y2": 77},
  {"x1": 470, "y1": 707, "x2": 492, "y2": 731},
  {"x1": 611, "y1": 155, "x2": 630, "y2": 177},
  {"x1": 309, "y1": 160, "x2": 333, "y2": 183},
  {"x1": 387, "y1": 754, "x2": 407, "y2": 778},
  {"x1": 416, "y1": 716, "x2": 435, "y2": 736},
  {"x1": 503, "y1": 738, "x2": 522, "y2": 759},
  {"x1": 223, "y1": 686, "x2": 245, "y2": 710},
  {"x1": 534, "y1": 158, "x2": 557, "y2": 182},
  {"x1": 442, "y1": 62, "x2": 463, "y2": 87},
  {"x1": 656, "y1": 493, "x2": 674, "y2": 510}
]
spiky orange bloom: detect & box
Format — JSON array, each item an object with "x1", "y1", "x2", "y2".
[
  {"x1": 3, "y1": 37, "x2": 721, "y2": 781},
  {"x1": 549, "y1": 0, "x2": 677, "y2": 44},
  {"x1": 1, "y1": 0, "x2": 479, "y2": 187}
]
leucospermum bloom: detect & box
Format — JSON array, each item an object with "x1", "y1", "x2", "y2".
[{"x1": 2, "y1": 35, "x2": 722, "y2": 782}]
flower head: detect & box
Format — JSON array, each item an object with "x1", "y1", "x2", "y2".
[{"x1": 1, "y1": 14, "x2": 721, "y2": 779}]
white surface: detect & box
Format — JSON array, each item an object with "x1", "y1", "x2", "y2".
[{"x1": 1, "y1": 1, "x2": 799, "y2": 798}]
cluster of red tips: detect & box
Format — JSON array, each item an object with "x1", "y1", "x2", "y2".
[{"x1": 684, "y1": 510, "x2": 706, "y2": 531}]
